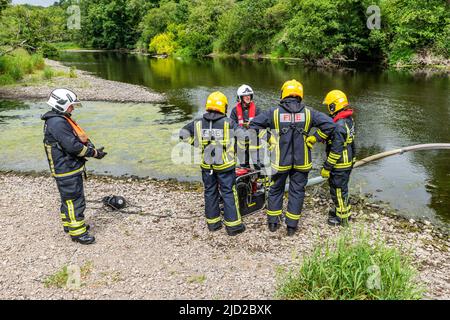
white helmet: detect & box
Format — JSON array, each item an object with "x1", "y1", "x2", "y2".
[
  {"x1": 237, "y1": 84, "x2": 254, "y2": 102},
  {"x1": 47, "y1": 88, "x2": 81, "y2": 113}
]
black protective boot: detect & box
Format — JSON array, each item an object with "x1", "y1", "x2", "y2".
[
  {"x1": 71, "y1": 233, "x2": 95, "y2": 245},
  {"x1": 328, "y1": 209, "x2": 336, "y2": 217},
  {"x1": 268, "y1": 223, "x2": 280, "y2": 232},
  {"x1": 226, "y1": 225, "x2": 246, "y2": 236},
  {"x1": 327, "y1": 216, "x2": 350, "y2": 227},
  {"x1": 287, "y1": 226, "x2": 297, "y2": 236},
  {"x1": 64, "y1": 224, "x2": 90, "y2": 233},
  {"x1": 208, "y1": 223, "x2": 223, "y2": 232}
]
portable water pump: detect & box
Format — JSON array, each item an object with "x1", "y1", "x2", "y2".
[{"x1": 233, "y1": 167, "x2": 267, "y2": 216}]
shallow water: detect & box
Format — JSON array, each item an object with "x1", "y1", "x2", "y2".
[{"x1": 0, "y1": 52, "x2": 449, "y2": 225}]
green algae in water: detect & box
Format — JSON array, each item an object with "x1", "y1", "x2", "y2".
[{"x1": 0, "y1": 101, "x2": 199, "y2": 180}]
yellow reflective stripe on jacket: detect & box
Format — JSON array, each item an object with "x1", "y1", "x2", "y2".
[
  {"x1": 304, "y1": 108, "x2": 311, "y2": 132},
  {"x1": 316, "y1": 129, "x2": 328, "y2": 140},
  {"x1": 45, "y1": 144, "x2": 85, "y2": 178},
  {"x1": 45, "y1": 144, "x2": 56, "y2": 175},
  {"x1": 343, "y1": 149, "x2": 349, "y2": 164},
  {"x1": 344, "y1": 123, "x2": 352, "y2": 146},
  {"x1": 334, "y1": 162, "x2": 353, "y2": 169},
  {"x1": 77, "y1": 145, "x2": 88, "y2": 157},
  {"x1": 303, "y1": 110, "x2": 311, "y2": 167},
  {"x1": 267, "y1": 209, "x2": 282, "y2": 216},
  {"x1": 52, "y1": 166, "x2": 85, "y2": 178},
  {"x1": 206, "y1": 216, "x2": 221, "y2": 224},
  {"x1": 285, "y1": 211, "x2": 301, "y2": 221},
  {"x1": 273, "y1": 109, "x2": 281, "y2": 170},
  {"x1": 329, "y1": 152, "x2": 341, "y2": 159}
]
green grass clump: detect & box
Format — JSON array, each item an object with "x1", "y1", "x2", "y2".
[
  {"x1": 42, "y1": 66, "x2": 54, "y2": 80},
  {"x1": 44, "y1": 266, "x2": 69, "y2": 288},
  {"x1": 69, "y1": 66, "x2": 77, "y2": 78},
  {"x1": 43, "y1": 261, "x2": 93, "y2": 289},
  {"x1": 276, "y1": 230, "x2": 424, "y2": 300},
  {"x1": 0, "y1": 49, "x2": 45, "y2": 84}
]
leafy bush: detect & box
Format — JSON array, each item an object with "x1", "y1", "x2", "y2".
[
  {"x1": 282, "y1": 0, "x2": 377, "y2": 62},
  {"x1": 276, "y1": 230, "x2": 424, "y2": 300},
  {"x1": 149, "y1": 32, "x2": 177, "y2": 55},
  {"x1": 137, "y1": 0, "x2": 187, "y2": 51},
  {"x1": 40, "y1": 43, "x2": 59, "y2": 58},
  {"x1": 216, "y1": 0, "x2": 290, "y2": 54},
  {"x1": 379, "y1": 0, "x2": 449, "y2": 66}
]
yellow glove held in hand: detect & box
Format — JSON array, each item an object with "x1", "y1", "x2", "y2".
[
  {"x1": 306, "y1": 135, "x2": 317, "y2": 149},
  {"x1": 321, "y1": 167, "x2": 330, "y2": 179}
]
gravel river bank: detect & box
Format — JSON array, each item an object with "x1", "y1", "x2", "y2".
[{"x1": 0, "y1": 172, "x2": 448, "y2": 299}]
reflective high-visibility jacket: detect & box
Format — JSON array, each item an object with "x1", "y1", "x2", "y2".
[
  {"x1": 320, "y1": 116, "x2": 356, "y2": 172},
  {"x1": 180, "y1": 111, "x2": 241, "y2": 173},
  {"x1": 249, "y1": 97, "x2": 337, "y2": 172},
  {"x1": 42, "y1": 111, "x2": 96, "y2": 179}
]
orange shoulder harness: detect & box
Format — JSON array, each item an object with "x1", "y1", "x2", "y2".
[{"x1": 64, "y1": 116, "x2": 89, "y2": 144}]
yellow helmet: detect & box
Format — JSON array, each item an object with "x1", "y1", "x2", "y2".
[
  {"x1": 281, "y1": 79, "x2": 304, "y2": 100},
  {"x1": 323, "y1": 90, "x2": 349, "y2": 115},
  {"x1": 205, "y1": 91, "x2": 228, "y2": 114}
]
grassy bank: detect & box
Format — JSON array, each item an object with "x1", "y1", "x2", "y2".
[{"x1": 0, "y1": 49, "x2": 75, "y2": 86}]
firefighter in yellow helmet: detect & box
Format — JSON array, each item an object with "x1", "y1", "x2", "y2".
[
  {"x1": 249, "y1": 80, "x2": 337, "y2": 236},
  {"x1": 308, "y1": 89, "x2": 356, "y2": 226},
  {"x1": 180, "y1": 91, "x2": 246, "y2": 236}
]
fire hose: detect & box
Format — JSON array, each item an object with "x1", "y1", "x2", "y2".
[{"x1": 304, "y1": 143, "x2": 450, "y2": 188}]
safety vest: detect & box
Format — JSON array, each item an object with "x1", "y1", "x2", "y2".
[
  {"x1": 64, "y1": 116, "x2": 89, "y2": 144},
  {"x1": 236, "y1": 102, "x2": 256, "y2": 127},
  {"x1": 194, "y1": 117, "x2": 236, "y2": 172}
]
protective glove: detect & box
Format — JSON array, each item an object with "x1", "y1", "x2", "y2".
[
  {"x1": 305, "y1": 135, "x2": 317, "y2": 149},
  {"x1": 321, "y1": 167, "x2": 330, "y2": 179},
  {"x1": 94, "y1": 147, "x2": 108, "y2": 159},
  {"x1": 353, "y1": 157, "x2": 357, "y2": 165}
]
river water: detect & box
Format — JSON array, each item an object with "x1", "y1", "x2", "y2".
[{"x1": 0, "y1": 51, "x2": 449, "y2": 226}]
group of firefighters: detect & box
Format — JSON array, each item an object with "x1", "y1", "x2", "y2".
[
  {"x1": 180, "y1": 80, "x2": 356, "y2": 237},
  {"x1": 42, "y1": 79, "x2": 355, "y2": 244}
]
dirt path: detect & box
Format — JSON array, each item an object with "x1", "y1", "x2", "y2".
[
  {"x1": 0, "y1": 59, "x2": 166, "y2": 103},
  {"x1": 0, "y1": 172, "x2": 448, "y2": 300}
]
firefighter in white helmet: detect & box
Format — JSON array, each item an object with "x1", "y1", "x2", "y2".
[
  {"x1": 230, "y1": 84, "x2": 263, "y2": 169},
  {"x1": 42, "y1": 88, "x2": 107, "y2": 244}
]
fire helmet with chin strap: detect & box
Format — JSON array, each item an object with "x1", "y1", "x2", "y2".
[
  {"x1": 47, "y1": 88, "x2": 81, "y2": 113},
  {"x1": 236, "y1": 84, "x2": 254, "y2": 102},
  {"x1": 102, "y1": 195, "x2": 127, "y2": 210}
]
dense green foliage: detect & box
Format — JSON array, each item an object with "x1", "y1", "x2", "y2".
[
  {"x1": 0, "y1": 4, "x2": 66, "y2": 53},
  {"x1": 0, "y1": 0, "x2": 448, "y2": 66},
  {"x1": 0, "y1": 49, "x2": 45, "y2": 85},
  {"x1": 276, "y1": 230, "x2": 424, "y2": 300}
]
